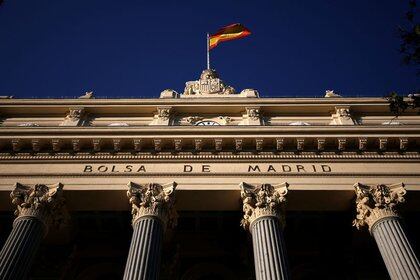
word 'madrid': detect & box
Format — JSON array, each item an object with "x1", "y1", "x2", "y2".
[{"x1": 83, "y1": 164, "x2": 332, "y2": 174}]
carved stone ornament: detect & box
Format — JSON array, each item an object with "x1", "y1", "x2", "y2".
[
  {"x1": 317, "y1": 138, "x2": 325, "y2": 151},
  {"x1": 235, "y1": 139, "x2": 243, "y2": 151},
  {"x1": 78, "y1": 91, "x2": 95, "y2": 99},
  {"x1": 359, "y1": 138, "x2": 367, "y2": 151},
  {"x1": 194, "y1": 139, "x2": 203, "y2": 151},
  {"x1": 353, "y1": 182, "x2": 406, "y2": 231},
  {"x1": 52, "y1": 139, "x2": 61, "y2": 152},
  {"x1": 127, "y1": 182, "x2": 177, "y2": 229},
  {"x1": 12, "y1": 139, "x2": 21, "y2": 152},
  {"x1": 10, "y1": 183, "x2": 68, "y2": 231},
  {"x1": 183, "y1": 69, "x2": 236, "y2": 96},
  {"x1": 174, "y1": 139, "x2": 182, "y2": 151},
  {"x1": 330, "y1": 106, "x2": 355, "y2": 125},
  {"x1": 65, "y1": 108, "x2": 85, "y2": 122},
  {"x1": 113, "y1": 138, "x2": 121, "y2": 152},
  {"x1": 154, "y1": 139, "x2": 162, "y2": 152},
  {"x1": 335, "y1": 107, "x2": 351, "y2": 120},
  {"x1": 240, "y1": 182, "x2": 288, "y2": 231},
  {"x1": 159, "y1": 89, "x2": 178, "y2": 99},
  {"x1": 218, "y1": 116, "x2": 232, "y2": 124},
  {"x1": 379, "y1": 138, "x2": 388, "y2": 151},
  {"x1": 186, "y1": 116, "x2": 204, "y2": 125},
  {"x1": 157, "y1": 107, "x2": 172, "y2": 121},
  {"x1": 133, "y1": 139, "x2": 142, "y2": 151},
  {"x1": 296, "y1": 138, "x2": 305, "y2": 151},
  {"x1": 255, "y1": 139, "x2": 264, "y2": 151},
  {"x1": 92, "y1": 139, "x2": 101, "y2": 152},
  {"x1": 214, "y1": 138, "x2": 223, "y2": 151},
  {"x1": 276, "y1": 138, "x2": 284, "y2": 151},
  {"x1": 246, "y1": 107, "x2": 261, "y2": 121},
  {"x1": 31, "y1": 139, "x2": 41, "y2": 152},
  {"x1": 324, "y1": 90, "x2": 341, "y2": 98},
  {"x1": 400, "y1": 138, "x2": 408, "y2": 151},
  {"x1": 72, "y1": 139, "x2": 81, "y2": 152},
  {"x1": 338, "y1": 138, "x2": 346, "y2": 151}
]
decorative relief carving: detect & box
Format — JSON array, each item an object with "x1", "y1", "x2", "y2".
[
  {"x1": 71, "y1": 139, "x2": 81, "y2": 152},
  {"x1": 78, "y1": 91, "x2": 94, "y2": 99},
  {"x1": 214, "y1": 138, "x2": 223, "y2": 151},
  {"x1": 183, "y1": 69, "x2": 236, "y2": 96},
  {"x1": 338, "y1": 138, "x2": 346, "y2": 151},
  {"x1": 154, "y1": 139, "x2": 162, "y2": 152},
  {"x1": 66, "y1": 108, "x2": 84, "y2": 122},
  {"x1": 127, "y1": 182, "x2": 177, "y2": 229},
  {"x1": 61, "y1": 108, "x2": 87, "y2": 126},
  {"x1": 317, "y1": 138, "x2": 325, "y2": 151},
  {"x1": 52, "y1": 139, "x2": 61, "y2": 152},
  {"x1": 296, "y1": 138, "x2": 305, "y2": 151},
  {"x1": 218, "y1": 116, "x2": 232, "y2": 124},
  {"x1": 240, "y1": 182, "x2": 288, "y2": 231},
  {"x1": 379, "y1": 138, "x2": 387, "y2": 151},
  {"x1": 235, "y1": 139, "x2": 243, "y2": 151},
  {"x1": 12, "y1": 139, "x2": 21, "y2": 152},
  {"x1": 324, "y1": 90, "x2": 341, "y2": 98},
  {"x1": 186, "y1": 116, "x2": 204, "y2": 125},
  {"x1": 400, "y1": 138, "x2": 408, "y2": 151},
  {"x1": 31, "y1": 139, "x2": 41, "y2": 152},
  {"x1": 255, "y1": 139, "x2": 263, "y2": 151},
  {"x1": 157, "y1": 107, "x2": 172, "y2": 121},
  {"x1": 194, "y1": 139, "x2": 203, "y2": 151},
  {"x1": 276, "y1": 138, "x2": 284, "y2": 151},
  {"x1": 353, "y1": 182, "x2": 406, "y2": 231},
  {"x1": 133, "y1": 139, "x2": 142, "y2": 151},
  {"x1": 331, "y1": 106, "x2": 355, "y2": 125},
  {"x1": 160, "y1": 89, "x2": 178, "y2": 99},
  {"x1": 18, "y1": 122, "x2": 39, "y2": 127},
  {"x1": 174, "y1": 139, "x2": 182, "y2": 152},
  {"x1": 335, "y1": 107, "x2": 351, "y2": 120},
  {"x1": 359, "y1": 138, "x2": 367, "y2": 151},
  {"x1": 246, "y1": 107, "x2": 261, "y2": 121},
  {"x1": 11, "y1": 182, "x2": 68, "y2": 230},
  {"x1": 113, "y1": 139, "x2": 121, "y2": 152},
  {"x1": 92, "y1": 139, "x2": 101, "y2": 152}
]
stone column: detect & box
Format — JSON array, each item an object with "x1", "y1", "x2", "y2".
[
  {"x1": 353, "y1": 182, "x2": 420, "y2": 280},
  {"x1": 240, "y1": 182, "x2": 291, "y2": 280},
  {"x1": 123, "y1": 182, "x2": 177, "y2": 280},
  {"x1": 0, "y1": 182, "x2": 67, "y2": 280}
]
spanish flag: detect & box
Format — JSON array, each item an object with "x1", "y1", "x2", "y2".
[{"x1": 209, "y1": 23, "x2": 251, "y2": 50}]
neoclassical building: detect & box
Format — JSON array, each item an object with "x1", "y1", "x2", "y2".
[{"x1": 0, "y1": 69, "x2": 419, "y2": 280}]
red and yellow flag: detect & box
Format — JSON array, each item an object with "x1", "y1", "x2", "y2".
[{"x1": 209, "y1": 23, "x2": 251, "y2": 50}]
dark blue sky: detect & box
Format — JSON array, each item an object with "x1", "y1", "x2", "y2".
[{"x1": 0, "y1": 1, "x2": 418, "y2": 98}]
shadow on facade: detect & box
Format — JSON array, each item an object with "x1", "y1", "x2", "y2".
[{"x1": 0, "y1": 210, "x2": 419, "y2": 279}]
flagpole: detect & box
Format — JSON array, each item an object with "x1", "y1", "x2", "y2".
[{"x1": 207, "y1": 32, "x2": 210, "y2": 70}]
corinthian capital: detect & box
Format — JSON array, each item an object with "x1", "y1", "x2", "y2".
[
  {"x1": 10, "y1": 183, "x2": 67, "y2": 230},
  {"x1": 127, "y1": 182, "x2": 177, "y2": 229},
  {"x1": 240, "y1": 182, "x2": 288, "y2": 231},
  {"x1": 353, "y1": 182, "x2": 406, "y2": 231}
]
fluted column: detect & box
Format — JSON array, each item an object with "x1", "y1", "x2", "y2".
[
  {"x1": 123, "y1": 182, "x2": 177, "y2": 280},
  {"x1": 353, "y1": 182, "x2": 420, "y2": 280},
  {"x1": 240, "y1": 182, "x2": 291, "y2": 280},
  {"x1": 0, "y1": 182, "x2": 67, "y2": 280}
]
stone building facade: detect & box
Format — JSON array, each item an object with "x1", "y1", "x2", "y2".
[{"x1": 0, "y1": 69, "x2": 419, "y2": 279}]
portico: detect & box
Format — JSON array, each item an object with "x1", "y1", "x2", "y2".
[{"x1": 0, "y1": 69, "x2": 419, "y2": 279}]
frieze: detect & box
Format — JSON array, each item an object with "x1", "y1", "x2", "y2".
[{"x1": 0, "y1": 162, "x2": 419, "y2": 176}]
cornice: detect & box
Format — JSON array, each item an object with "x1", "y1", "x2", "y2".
[
  {"x1": 1, "y1": 125, "x2": 419, "y2": 136},
  {"x1": 0, "y1": 97, "x2": 391, "y2": 106}
]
